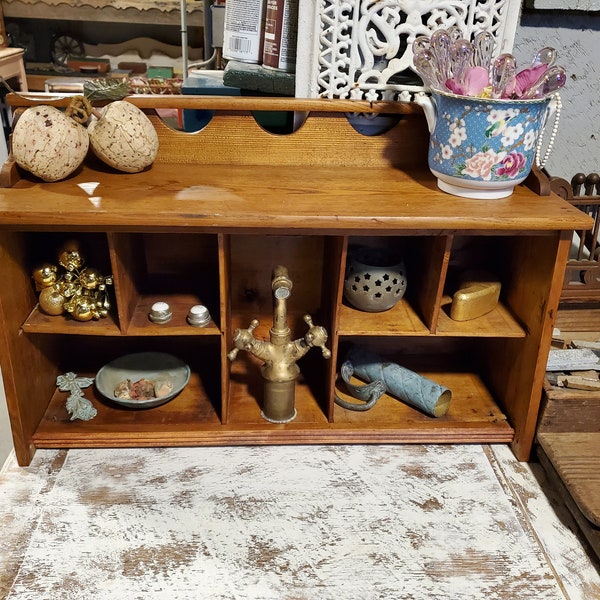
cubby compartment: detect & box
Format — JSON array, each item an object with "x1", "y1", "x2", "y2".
[
  {"x1": 338, "y1": 235, "x2": 449, "y2": 335},
  {"x1": 109, "y1": 232, "x2": 222, "y2": 335},
  {"x1": 225, "y1": 234, "x2": 339, "y2": 425},
  {"x1": 20, "y1": 231, "x2": 120, "y2": 335},
  {"x1": 332, "y1": 336, "x2": 513, "y2": 441},
  {"x1": 437, "y1": 234, "x2": 558, "y2": 337},
  {"x1": 32, "y1": 335, "x2": 224, "y2": 448}
]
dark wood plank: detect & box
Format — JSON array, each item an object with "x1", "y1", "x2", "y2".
[
  {"x1": 539, "y1": 384, "x2": 600, "y2": 433},
  {"x1": 537, "y1": 441, "x2": 600, "y2": 560},
  {"x1": 537, "y1": 432, "x2": 600, "y2": 527}
]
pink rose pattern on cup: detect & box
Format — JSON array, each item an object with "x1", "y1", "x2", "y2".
[{"x1": 430, "y1": 100, "x2": 544, "y2": 183}]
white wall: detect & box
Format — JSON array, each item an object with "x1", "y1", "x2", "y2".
[
  {"x1": 0, "y1": 369, "x2": 13, "y2": 467},
  {"x1": 513, "y1": 10, "x2": 600, "y2": 181}
]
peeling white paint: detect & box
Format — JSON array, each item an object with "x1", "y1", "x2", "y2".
[{"x1": 1, "y1": 445, "x2": 598, "y2": 599}]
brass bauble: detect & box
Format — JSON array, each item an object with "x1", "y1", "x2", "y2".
[
  {"x1": 71, "y1": 297, "x2": 95, "y2": 321},
  {"x1": 32, "y1": 263, "x2": 58, "y2": 290},
  {"x1": 79, "y1": 267, "x2": 102, "y2": 290},
  {"x1": 38, "y1": 286, "x2": 65, "y2": 315},
  {"x1": 58, "y1": 239, "x2": 85, "y2": 271}
]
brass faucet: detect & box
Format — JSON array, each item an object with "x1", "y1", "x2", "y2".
[{"x1": 227, "y1": 265, "x2": 330, "y2": 423}]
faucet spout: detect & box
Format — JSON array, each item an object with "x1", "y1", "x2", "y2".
[{"x1": 271, "y1": 265, "x2": 292, "y2": 345}]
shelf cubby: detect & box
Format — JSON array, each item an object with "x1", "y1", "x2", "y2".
[{"x1": 108, "y1": 232, "x2": 221, "y2": 334}]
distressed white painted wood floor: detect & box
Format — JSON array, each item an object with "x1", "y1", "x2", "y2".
[{"x1": 0, "y1": 444, "x2": 598, "y2": 600}]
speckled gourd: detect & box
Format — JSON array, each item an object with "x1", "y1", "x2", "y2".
[
  {"x1": 11, "y1": 105, "x2": 89, "y2": 182},
  {"x1": 87, "y1": 100, "x2": 159, "y2": 173}
]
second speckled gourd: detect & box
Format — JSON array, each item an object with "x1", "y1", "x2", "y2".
[{"x1": 87, "y1": 100, "x2": 159, "y2": 173}]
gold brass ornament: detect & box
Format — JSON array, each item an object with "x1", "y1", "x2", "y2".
[
  {"x1": 32, "y1": 262, "x2": 59, "y2": 291},
  {"x1": 32, "y1": 240, "x2": 113, "y2": 321},
  {"x1": 57, "y1": 239, "x2": 85, "y2": 271},
  {"x1": 38, "y1": 286, "x2": 67, "y2": 316}
]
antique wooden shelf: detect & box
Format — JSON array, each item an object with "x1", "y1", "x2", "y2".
[{"x1": 0, "y1": 95, "x2": 592, "y2": 465}]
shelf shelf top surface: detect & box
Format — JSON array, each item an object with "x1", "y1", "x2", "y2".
[
  {"x1": 0, "y1": 97, "x2": 592, "y2": 234},
  {"x1": 0, "y1": 163, "x2": 591, "y2": 233}
]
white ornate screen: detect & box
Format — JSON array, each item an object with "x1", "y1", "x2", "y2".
[{"x1": 295, "y1": 0, "x2": 522, "y2": 100}]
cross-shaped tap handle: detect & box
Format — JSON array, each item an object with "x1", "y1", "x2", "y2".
[
  {"x1": 304, "y1": 314, "x2": 331, "y2": 359},
  {"x1": 227, "y1": 319, "x2": 260, "y2": 361}
]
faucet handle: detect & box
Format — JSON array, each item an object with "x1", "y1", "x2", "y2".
[
  {"x1": 227, "y1": 319, "x2": 260, "y2": 361},
  {"x1": 227, "y1": 347, "x2": 240, "y2": 361},
  {"x1": 303, "y1": 314, "x2": 331, "y2": 359}
]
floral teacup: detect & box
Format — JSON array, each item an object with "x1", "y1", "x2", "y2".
[{"x1": 416, "y1": 91, "x2": 555, "y2": 199}]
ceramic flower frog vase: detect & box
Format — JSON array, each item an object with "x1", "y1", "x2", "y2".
[{"x1": 416, "y1": 91, "x2": 557, "y2": 199}]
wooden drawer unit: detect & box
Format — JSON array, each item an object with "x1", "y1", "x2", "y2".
[{"x1": 0, "y1": 96, "x2": 591, "y2": 465}]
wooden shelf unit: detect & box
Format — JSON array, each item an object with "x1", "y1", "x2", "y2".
[{"x1": 0, "y1": 95, "x2": 592, "y2": 465}]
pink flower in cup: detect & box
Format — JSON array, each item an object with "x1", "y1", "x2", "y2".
[
  {"x1": 463, "y1": 149, "x2": 504, "y2": 181},
  {"x1": 446, "y1": 66, "x2": 490, "y2": 97},
  {"x1": 502, "y1": 64, "x2": 548, "y2": 99},
  {"x1": 496, "y1": 151, "x2": 526, "y2": 177}
]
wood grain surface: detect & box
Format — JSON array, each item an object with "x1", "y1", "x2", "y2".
[
  {"x1": 1, "y1": 444, "x2": 599, "y2": 599},
  {"x1": 537, "y1": 432, "x2": 600, "y2": 526}
]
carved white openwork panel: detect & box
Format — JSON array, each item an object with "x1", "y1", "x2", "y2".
[{"x1": 296, "y1": 0, "x2": 521, "y2": 100}]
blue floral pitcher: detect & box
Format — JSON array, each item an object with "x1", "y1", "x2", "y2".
[{"x1": 416, "y1": 91, "x2": 556, "y2": 199}]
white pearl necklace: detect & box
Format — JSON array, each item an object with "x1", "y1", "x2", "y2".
[{"x1": 535, "y1": 92, "x2": 562, "y2": 170}]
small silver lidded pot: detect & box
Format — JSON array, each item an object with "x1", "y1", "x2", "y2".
[
  {"x1": 187, "y1": 304, "x2": 211, "y2": 327},
  {"x1": 344, "y1": 246, "x2": 407, "y2": 312},
  {"x1": 148, "y1": 301, "x2": 172, "y2": 324}
]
